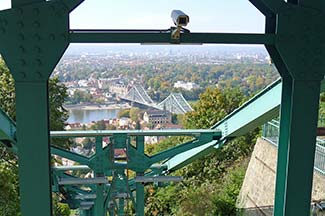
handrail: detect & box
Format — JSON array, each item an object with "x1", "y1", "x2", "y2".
[{"x1": 262, "y1": 120, "x2": 325, "y2": 175}]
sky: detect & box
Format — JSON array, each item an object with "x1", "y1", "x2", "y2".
[{"x1": 0, "y1": 0, "x2": 265, "y2": 33}]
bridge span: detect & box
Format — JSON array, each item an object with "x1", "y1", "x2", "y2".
[{"x1": 118, "y1": 84, "x2": 193, "y2": 114}]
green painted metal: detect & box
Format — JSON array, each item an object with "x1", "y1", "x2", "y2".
[
  {"x1": 256, "y1": 0, "x2": 325, "y2": 215},
  {"x1": 0, "y1": 0, "x2": 82, "y2": 215},
  {"x1": 94, "y1": 137, "x2": 105, "y2": 216},
  {"x1": 50, "y1": 129, "x2": 221, "y2": 137},
  {"x1": 69, "y1": 30, "x2": 276, "y2": 45},
  {"x1": 136, "y1": 136, "x2": 145, "y2": 216},
  {"x1": 165, "y1": 78, "x2": 282, "y2": 171},
  {"x1": 274, "y1": 75, "x2": 292, "y2": 216},
  {"x1": 51, "y1": 146, "x2": 90, "y2": 165},
  {"x1": 283, "y1": 81, "x2": 320, "y2": 215},
  {"x1": 15, "y1": 82, "x2": 52, "y2": 216},
  {"x1": 0, "y1": 0, "x2": 324, "y2": 215}
]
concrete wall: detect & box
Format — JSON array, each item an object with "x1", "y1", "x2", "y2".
[{"x1": 237, "y1": 138, "x2": 325, "y2": 216}]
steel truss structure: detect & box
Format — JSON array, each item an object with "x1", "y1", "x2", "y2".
[{"x1": 0, "y1": 0, "x2": 324, "y2": 215}]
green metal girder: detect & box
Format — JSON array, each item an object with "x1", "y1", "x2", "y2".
[
  {"x1": 69, "y1": 30, "x2": 276, "y2": 45},
  {"x1": 274, "y1": 75, "x2": 293, "y2": 216},
  {"x1": 151, "y1": 136, "x2": 218, "y2": 165},
  {"x1": 164, "y1": 78, "x2": 282, "y2": 171},
  {"x1": 51, "y1": 146, "x2": 90, "y2": 165},
  {"x1": 282, "y1": 81, "x2": 320, "y2": 215},
  {"x1": 50, "y1": 129, "x2": 221, "y2": 138},
  {"x1": 15, "y1": 82, "x2": 52, "y2": 216},
  {"x1": 1, "y1": 0, "x2": 325, "y2": 215}
]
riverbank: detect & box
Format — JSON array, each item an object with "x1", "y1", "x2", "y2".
[{"x1": 64, "y1": 103, "x2": 131, "y2": 111}]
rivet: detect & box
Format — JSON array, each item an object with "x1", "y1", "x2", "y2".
[
  {"x1": 34, "y1": 34, "x2": 41, "y2": 41},
  {"x1": 18, "y1": 34, "x2": 25, "y2": 41},
  {"x1": 315, "y1": 48, "x2": 322, "y2": 55},
  {"x1": 19, "y1": 45, "x2": 25, "y2": 53},
  {"x1": 34, "y1": 46, "x2": 41, "y2": 53},
  {"x1": 35, "y1": 59, "x2": 42, "y2": 66},
  {"x1": 49, "y1": 33, "x2": 55, "y2": 40},
  {"x1": 33, "y1": 8, "x2": 40, "y2": 15},
  {"x1": 33, "y1": 21, "x2": 40, "y2": 28},
  {"x1": 314, "y1": 59, "x2": 322, "y2": 67},
  {"x1": 17, "y1": 21, "x2": 24, "y2": 28},
  {"x1": 35, "y1": 71, "x2": 42, "y2": 78},
  {"x1": 20, "y1": 72, "x2": 26, "y2": 78},
  {"x1": 20, "y1": 59, "x2": 26, "y2": 66},
  {"x1": 16, "y1": 8, "x2": 23, "y2": 15}
]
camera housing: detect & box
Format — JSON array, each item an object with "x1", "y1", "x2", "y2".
[{"x1": 171, "y1": 10, "x2": 189, "y2": 27}]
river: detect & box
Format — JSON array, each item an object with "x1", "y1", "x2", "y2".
[{"x1": 66, "y1": 109, "x2": 120, "y2": 124}]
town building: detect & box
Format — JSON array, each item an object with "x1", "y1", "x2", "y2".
[
  {"x1": 173, "y1": 81, "x2": 200, "y2": 91},
  {"x1": 143, "y1": 110, "x2": 172, "y2": 126}
]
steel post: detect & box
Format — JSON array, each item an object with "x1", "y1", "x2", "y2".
[
  {"x1": 136, "y1": 172, "x2": 145, "y2": 216},
  {"x1": 94, "y1": 137, "x2": 105, "y2": 216},
  {"x1": 118, "y1": 199, "x2": 125, "y2": 216},
  {"x1": 273, "y1": 75, "x2": 292, "y2": 215},
  {"x1": 135, "y1": 136, "x2": 145, "y2": 216},
  {"x1": 283, "y1": 80, "x2": 320, "y2": 215},
  {"x1": 15, "y1": 81, "x2": 52, "y2": 216}
]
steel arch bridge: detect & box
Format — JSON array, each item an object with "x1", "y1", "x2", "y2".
[
  {"x1": 0, "y1": 0, "x2": 325, "y2": 216},
  {"x1": 120, "y1": 85, "x2": 193, "y2": 114}
]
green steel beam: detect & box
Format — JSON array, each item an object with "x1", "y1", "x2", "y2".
[
  {"x1": 164, "y1": 78, "x2": 282, "y2": 171},
  {"x1": 136, "y1": 137, "x2": 145, "y2": 216},
  {"x1": 0, "y1": 109, "x2": 17, "y2": 153},
  {"x1": 150, "y1": 136, "x2": 219, "y2": 165},
  {"x1": 273, "y1": 75, "x2": 292, "y2": 215},
  {"x1": 248, "y1": 0, "x2": 275, "y2": 17},
  {"x1": 263, "y1": 0, "x2": 325, "y2": 215},
  {"x1": 94, "y1": 136, "x2": 105, "y2": 216},
  {"x1": 52, "y1": 165, "x2": 91, "y2": 171},
  {"x1": 15, "y1": 82, "x2": 52, "y2": 216},
  {"x1": 211, "y1": 78, "x2": 282, "y2": 136},
  {"x1": 69, "y1": 31, "x2": 276, "y2": 45},
  {"x1": 51, "y1": 146, "x2": 90, "y2": 165},
  {"x1": 11, "y1": 0, "x2": 43, "y2": 8},
  {"x1": 163, "y1": 77, "x2": 325, "y2": 172},
  {"x1": 50, "y1": 129, "x2": 221, "y2": 138},
  {"x1": 282, "y1": 81, "x2": 320, "y2": 215},
  {"x1": 0, "y1": 1, "x2": 82, "y2": 215}
]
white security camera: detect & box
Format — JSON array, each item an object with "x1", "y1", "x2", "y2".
[{"x1": 171, "y1": 10, "x2": 189, "y2": 27}]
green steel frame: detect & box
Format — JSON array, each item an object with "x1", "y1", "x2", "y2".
[{"x1": 0, "y1": 0, "x2": 324, "y2": 215}]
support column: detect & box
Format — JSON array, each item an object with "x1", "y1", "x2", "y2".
[
  {"x1": 80, "y1": 209, "x2": 91, "y2": 216},
  {"x1": 273, "y1": 75, "x2": 292, "y2": 216},
  {"x1": 15, "y1": 81, "x2": 52, "y2": 216},
  {"x1": 274, "y1": 79, "x2": 321, "y2": 215},
  {"x1": 136, "y1": 136, "x2": 145, "y2": 216},
  {"x1": 283, "y1": 80, "x2": 320, "y2": 215},
  {"x1": 108, "y1": 206, "x2": 115, "y2": 216},
  {"x1": 118, "y1": 199, "x2": 125, "y2": 216},
  {"x1": 94, "y1": 137, "x2": 105, "y2": 216},
  {"x1": 136, "y1": 172, "x2": 145, "y2": 216}
]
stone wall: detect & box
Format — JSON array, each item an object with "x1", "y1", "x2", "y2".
[{"x1": 237, "y1": 138, "x2": 325, "y2": 216}]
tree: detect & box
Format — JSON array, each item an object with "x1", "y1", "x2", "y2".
[
  {"x1": 130, "y1": 107, "x2": 141, "y2": 121},
  {"x1": 185, "y1": 87, "x2": 245, "y2": 129},
  {"x1": 118, "y1": 109, "x2": 130, "y2": 118},
  {"x1": 145, "y1": 87, "x2": 259, "y2": 215}
]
